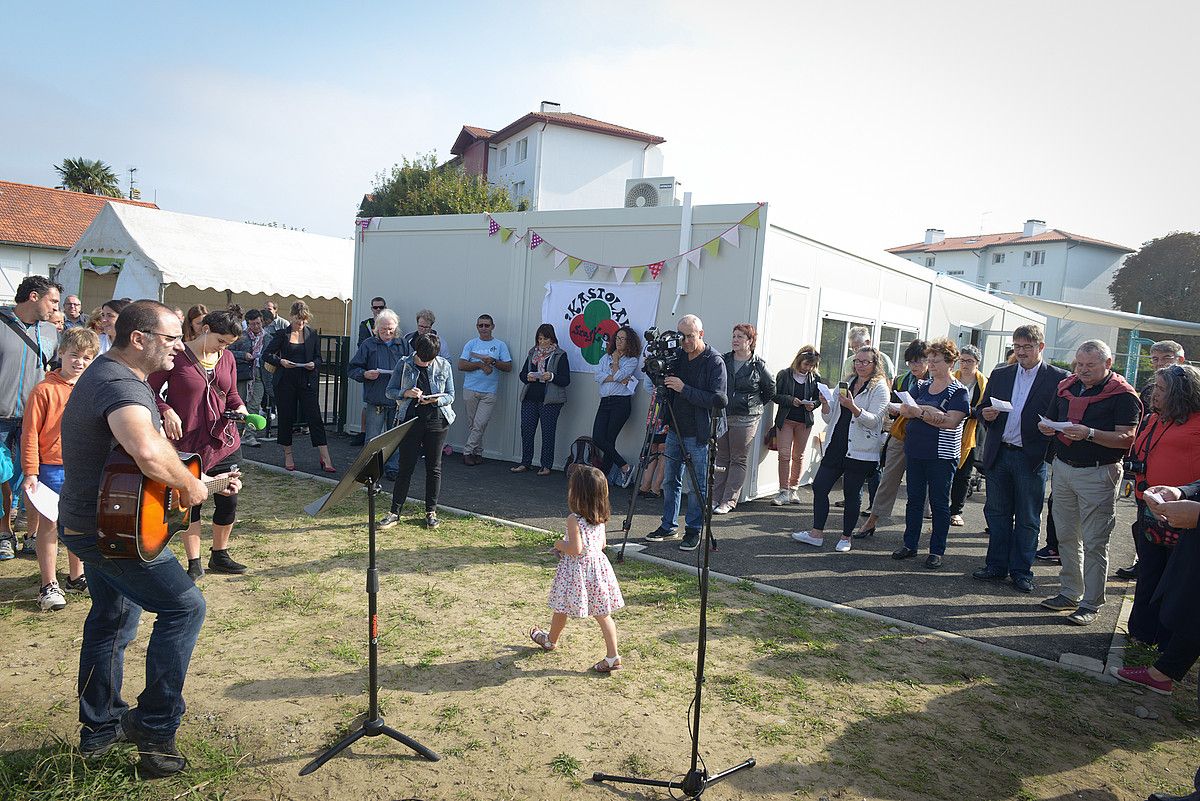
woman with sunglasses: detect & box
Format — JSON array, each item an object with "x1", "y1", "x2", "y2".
[{"x1": 149, "y1": 307, "x2": 249, "y2": 580}]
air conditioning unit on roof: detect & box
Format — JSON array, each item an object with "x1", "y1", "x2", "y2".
[{"x1": 624, "y1": 177, "x2": 680, "y2": 208}]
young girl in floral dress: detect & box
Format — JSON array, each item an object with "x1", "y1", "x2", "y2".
[{"x1": 530, "y1": 465, "x2": 626, "y2": 672}]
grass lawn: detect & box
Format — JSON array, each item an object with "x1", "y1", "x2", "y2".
[{"x1": 0, "y1": 465, "x2": 1197, "y2": 800}]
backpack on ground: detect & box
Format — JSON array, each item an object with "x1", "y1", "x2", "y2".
[{"x1": 564, "y1": 436, "x2": 605, "y2": 478}]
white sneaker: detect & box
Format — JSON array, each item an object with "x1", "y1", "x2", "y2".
[
  {"x1": 377, "y1": 513, "x2": 401, "y2": 529},
  {"x1": 790, "y1": 531, "x2": 824, "y2": 547},
  {"x1": 39, "y1": 582, "x2": 66, "y2": 612},
  {"x1": 788, "y1": 489, "x2": 801, "y2": 504},
  {"x1": 835, "y1": 538, "x2": 852, "y2": 552},
  {"x1": 713, "y1": 502, "x2": 734, "y2": 515},
  {"x1": 772, "y1": 491, "x2": 789, "y2": 506}
]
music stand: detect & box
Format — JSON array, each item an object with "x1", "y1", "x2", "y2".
[{"x1": 299, "y1": 418, "x2": 441, "y2": 775}]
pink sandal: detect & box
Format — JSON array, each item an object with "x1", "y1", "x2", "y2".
[
  {"x1": 530, "y1": 627, "x2": 556, "y2": 651},
  {"x1": 592, "y1": 656, "x2": 622, "y2": 673}
]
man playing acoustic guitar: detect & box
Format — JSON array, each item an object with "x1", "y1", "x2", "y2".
[{"x1": 59, "y1": 300, "x2": 241, "y2": 777}]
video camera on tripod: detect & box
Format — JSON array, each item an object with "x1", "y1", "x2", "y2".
[{"x1": 642, "y1": 327, "x2": 685, "y2": 387}]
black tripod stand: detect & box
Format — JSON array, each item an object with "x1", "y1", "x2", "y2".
[
  {"x1": 299, "y1": 420, "x2": 441, "y2": 775},
  {"x1": 595, "y1": 409, "x2": 755, "y2": 796},
  {"x1": 615, "y1": 385, "x2": 668, "y2": 563}
]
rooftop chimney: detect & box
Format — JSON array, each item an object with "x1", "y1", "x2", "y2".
[
  {"x1": 540, "y1": 100, "x2": 561, "y2": 113},
  {"x1": 924, "y1": 228, "x2": 945, "y2": 245},
  {"x1": 1023, "y1": 219, "x2": 1046, "y2": 238}
]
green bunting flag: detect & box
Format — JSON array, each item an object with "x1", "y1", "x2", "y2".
[
  {"x1": 630, "y1": 266, "x2": 647, "y2": 283},
  {"x1": 500, "y1": 227, "x2": 513, "y2": 243},
  {"x1": 741, "y1": 207, "x2": 760, "y2": 229},
  {"x1": 703, "y1": 238, "x2": 720, "y2": 258},
  {"x1": 568, "y1": 256, "x2": 582, "y2": 274}
]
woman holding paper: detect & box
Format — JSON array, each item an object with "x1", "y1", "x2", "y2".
[
  {"x1": 263, "y1": 301, "x2": 334, "y2": 473},
  {"x1": 380, "y1": 333, "x2": 456, "y2": 530},
  {"x1": 1122, "y1": 365, "x2": 1200, "y2": 662},
  {"x1": 771, "y1": 345, "x2": 823, "y2": 505},
  {"x1": 789, "y1": 346, "x2": 889, "y2": 552},
  {"x1": 590, "y1": 326, "x2": 641, "y2": 485},
  {"x1": 348, "y1": 309, "x2": 410, "y2": 479},
  {"x1": 514, "y1": 324, "x2": 571, "y2": 475},
  {"x1": 949, "y1": 345, "x2": 988, "y2": 526},
  {"x1": 891, "y1": 338, "x2": 970, "y2": 568}
]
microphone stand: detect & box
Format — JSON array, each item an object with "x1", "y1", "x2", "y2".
[{"x1": 594, "y1": 404, "x2": 754, "y2": 796}]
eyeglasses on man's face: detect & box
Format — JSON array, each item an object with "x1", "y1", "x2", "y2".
[
  {"x1": 140, "y1": 330, "x2": 185, "y2": 344},
  {"x1": 852, "y1": 359, "x2": 875, "y2": 366},
  {"x1": 1012, "y1": 343, "x2": 1039, "y2": 353},
  {"x1": 372, "y1": 305, "x2": 386, "y2": 311}
]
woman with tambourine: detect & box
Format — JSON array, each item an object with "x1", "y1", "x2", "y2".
[{"x1": 1117, "y1": 364, "x2": 1200, "y2": 695}]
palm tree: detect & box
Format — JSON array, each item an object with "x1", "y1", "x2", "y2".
[{"x1": 53, "y1": 157, "x2": 124, "y2": 197}]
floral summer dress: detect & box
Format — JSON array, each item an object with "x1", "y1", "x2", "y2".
[{"x1": 548, "y1": 515, "x2": 625, "y2": 618}]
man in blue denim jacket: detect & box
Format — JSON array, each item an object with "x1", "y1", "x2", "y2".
[{"x1": 645, "y1": 314, "x2": 728, "y2": 552}]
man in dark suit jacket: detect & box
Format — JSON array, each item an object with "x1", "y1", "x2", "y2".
[{"x1": 971, "y1": 324, "x2": 1069, "y2": 593}]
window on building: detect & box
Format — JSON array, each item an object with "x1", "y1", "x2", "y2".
[
  {"x1": 1020, "y1": 281, "x2": 1042, "y2": 296},
  {"x1": 1022, "y1": 249, "x2": 1046, "y2": 267},
  {"x1": 498, "y1": 147, "x2": 508, "y2": 167},
  {"x1": 512, "y1": 180, "x2": 526, "y2": 198},
  {"x1": 925, "y1": 256, "x2": 936, "y2": 268},
  {"x1": 987, "y1": 282, "x2": 1001, "y2": 294},
  {"x1": 819, "y1": 316, "x2": 875, "y2": 375},
  {"x1": 992, "y1": 252, "x2": 1006, "y2": 264},
  {"x1": 515, "y1": 137, "x2": 528, "y2": 162},
  {"x1": 946, "y1": 270, "x2": 965, "y2": 276},
  {"x1": 879, "y1": 325, "x2": 919, "y2": 367}
]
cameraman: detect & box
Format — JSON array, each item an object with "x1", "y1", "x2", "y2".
[
  {"x1": 1123, "y1": 365, "x2": 1200, "y2": 663},
  {"x1": 645, "y1": 315, "x2": 728, "y2": 552}
]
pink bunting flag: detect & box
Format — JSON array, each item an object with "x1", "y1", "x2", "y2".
[
  {"x1": 648, "y1": 261, "x2": 665, "y2": 279},
  {"x1": 529, "y1": 231, "x2": 543, "y2": 250},
  {"x1": 358, "y1": 217, "x2": 372, "y2": 242},
  {"x1": 488, "y1": 217, "x2": 500, "y2": 236}
]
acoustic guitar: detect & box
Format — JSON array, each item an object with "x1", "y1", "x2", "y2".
[{"x1": 96, "y1": 448, "x2": 239, "y2": 561}]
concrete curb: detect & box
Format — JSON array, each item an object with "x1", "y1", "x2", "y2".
[
  {"x1": 245, "y1": 459, "x2": 1117, "y2": 684},
  {"x1": 1103, "y1": 588, "x2": 1137, "y2": 678}
]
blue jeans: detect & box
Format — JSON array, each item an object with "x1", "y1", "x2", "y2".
[
  {"x1": 60, "y1": 528, "x2": 206, "y2": 749},
  {"x1": 983, "y1": 446, "x2": 1048, "y2": 580},
  {"x1": 363, "y1": 404, "x2": 401, "y2": 474},
  {"x1": 903, "y1": 457, "x2": 956, "y2": 555},
  {"x1": 661, "y1": 431, "x2": 708, "y2": 532}
]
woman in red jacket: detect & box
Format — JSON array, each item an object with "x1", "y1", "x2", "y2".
[{"x1": 149, "y1": 307, "x2": 248, "y2": 580}]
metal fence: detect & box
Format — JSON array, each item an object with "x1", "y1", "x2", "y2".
[{"x1": 317, "y1": 335, "x2": 350, "y2": 433}]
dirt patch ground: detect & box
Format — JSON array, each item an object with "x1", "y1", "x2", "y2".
[{"x1": 1, "y1": 466, "x2": 1197, "y2": 801}]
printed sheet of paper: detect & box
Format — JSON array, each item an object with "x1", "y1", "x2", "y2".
[
  {"x1": 1143, "y1": 490, "x2": 1165, "y2": 506},
  {"x1": 896, "y1": 390, "x2": 917, "y2": 407},
  {"x1": 25, "y1": 481, "x2": 59, "y2": 523},
  {"x1": 1038, "y1": 415, "x2": 1073, "y2": 432},
  {"x1": 990, "y1": 398, "x2": 1014, "y2": 412},
  {"x1": 817, "y1": 383, "x2": 836, "y2": 403}
]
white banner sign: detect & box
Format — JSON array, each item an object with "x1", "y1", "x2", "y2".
[{"x1": 542, "y1": 281, "x2": 662, "y2": 373}]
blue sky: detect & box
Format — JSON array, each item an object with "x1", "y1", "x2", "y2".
[{"x1": 4, "y1": 1, "x2": 1198, "y2": 254}]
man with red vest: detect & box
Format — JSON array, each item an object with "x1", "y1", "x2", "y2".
[{"x1": 1037, "y1": 339, "x2": 1140, "y2": 626}]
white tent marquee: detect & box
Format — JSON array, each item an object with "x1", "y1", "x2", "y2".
[{"x1": 56, "y1": 203, "x2": 354, "y2": 303}]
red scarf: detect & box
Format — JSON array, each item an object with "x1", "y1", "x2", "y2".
[{"x1": 1054, "y1": 372, "x2": 1140, "y2": 446}]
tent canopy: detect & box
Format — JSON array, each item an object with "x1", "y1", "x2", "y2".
[
  {"x1": 1001, "y1": 294, "x2": 1200, "y2": 337},
  {"x1": 56, "y1": 203, "x2": 354, "y2": 302}
]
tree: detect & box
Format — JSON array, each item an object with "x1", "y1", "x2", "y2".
[
  {"x1": 53, "y1": 157, "x2": 124, "y2": 197},
  {"x1": 356, "y1": 152, "x2": 518, "y2": 218},
  {"x1": 1109, "y1": 231, "x2": 1200, "y2": 358}
]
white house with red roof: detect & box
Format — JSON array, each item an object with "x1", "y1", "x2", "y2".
[
  {"x1": 889, "y1": 219, "x2": 1135, "y2": 358},
  {"x1": 0, "y1": 180, "x2": 158, "y2": 302},
  {"x1": 449, "y1": 102, "x2": 666, "y2": 211}
]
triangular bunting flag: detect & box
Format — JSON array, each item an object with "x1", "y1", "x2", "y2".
[
  {"x1": 488, "y1": 217, "x2": 500, "y2": 236},
  {"x1": 512, "y1": 231, "x2": 525, "y2": 247},
  {"x1": 741, "y1": 207, "x2": 761, "y2": 229},
  {"x1": 529, "y1": 231, "x2": 543, "y2": 250},
  {"x1": 554, "y1": 250, "x2": 568, "y2": 269},
  {"x1": 500, "y1": 227, "x2": 513, "y2": 243},
  {"x1": 568, "y1": 256, "x2": 582, "y2": 274},
  {"x1": 648, "y1": 261, "x2": 665, "y2": 279},
  {"x1": 703, "y1": 238, "x2": 720, "y2": 258},
  {"x1": 721, "y1": 226, "x2": 740, "y2": 248},
  {"x1": 582, "y1": 262, "x2": 599, "y2": 279},
  {"x1": 630, "y1": 266, "x2": 647, "y2": 283},
  {"x1": 612, "y1": 267, "x2": 629, "y2": 284},
  {"x1": 684, "y1": 249, "x2": 703, "y2": 267}
]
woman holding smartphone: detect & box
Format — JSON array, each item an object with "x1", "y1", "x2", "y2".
[{"x1": 772, "y1": 346, "x2": 822, "y2": 505}]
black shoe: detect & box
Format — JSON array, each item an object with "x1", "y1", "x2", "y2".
[
  {"x1": 924, "y1": 554, "x2": 943, "y2": 569},
  {"x1": 645, "y1": 527, "x2": 680, "y2": 542},
  {"x1": 186, "y1": 558, "x2": 204, "y2": 582},
  {"x1": 853, "y1": 526, "x2": 876, "y2": 539},
  {"x1": 1116, "y1": 563, "x2": 1139, "y2": 580},
  {"x1": 679, "y1": 529, "x2": 701, "y2": 551},
  {"x1": 208, "y1": 549, "x2": 247, "y2": 575},
  {"x1": 120, "y1": 712, "x2": 188, "y2": 778},
  {"x1": 1035, "y1": 546, "x2": 1061, "y2": 563},
  {"x1": 349, "y1": 432, "x2": 365, "y2": 446},
  {"x1": 1066, "y1": 607, "x2": 1098, "y2": 626},
  {"x1": 834, "y1": 499, "x2": 845, "y2": 508},
  {"x1": 1012, "y1": 576, "x2": 1035, "y2": 594},
  {"x1": 972, "y1": 567, "x2": 1006, "y2": 581},
  {"x1": 63, "y1": 574, "x2": 89, "y2": 593},
  {"x1": 891, "y1": 546, "x2": 917, "y2": 560},
  {"x1": 80, "y1": 728, "x2": 129, "y2": 759}
]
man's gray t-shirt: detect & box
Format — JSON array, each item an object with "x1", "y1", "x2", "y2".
[{"x1": 60, "y1": 354, "x2": 163, "y2": 534}]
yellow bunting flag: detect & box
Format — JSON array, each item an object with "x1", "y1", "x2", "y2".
[
  {"x1": 568, "y1": 256, "x2": 582, "y2": 274},
  {"x1": 630, "y1": 266, "x2": 647, "y2": 283},
  {"x1": 703, "y1": 238, "x2": 720, "y2": 258},
  {"x1": 741, "y1": 207, "x2": 761, "y2": 229},
  {"x1": 500, "y1": 227, "x2": 513, "y2": 243}
]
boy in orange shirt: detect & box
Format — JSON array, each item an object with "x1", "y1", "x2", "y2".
[{"x1": 21, "y1": 327, "x2": 99, "y2": 611}]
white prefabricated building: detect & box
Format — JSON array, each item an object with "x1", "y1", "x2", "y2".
[{"x1": 353, "y1": 203, "x2": 1044, "y2": 500}]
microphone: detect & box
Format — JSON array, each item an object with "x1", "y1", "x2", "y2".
[{"x1": 224, "y1": 410, "x2": 267, "y2": 431}]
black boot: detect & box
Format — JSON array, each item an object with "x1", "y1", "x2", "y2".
[
  {"x1": 186, "y1": 558, "x2": 204, "y2": 581},
  {"x1": 121, "y1": 712, "x2": 187, "y2": 778},
  {"x1": 207, "y1": 549, "x2": 247, "y2": 575}
]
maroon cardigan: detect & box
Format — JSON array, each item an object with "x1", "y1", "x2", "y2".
[{"x1": 149, "y1": 348, "x2": 245, "y2": 469}]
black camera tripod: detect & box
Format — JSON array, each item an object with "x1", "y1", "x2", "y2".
[{"x1": 596, "y1": 405, "x2": 755, "y2": 797}]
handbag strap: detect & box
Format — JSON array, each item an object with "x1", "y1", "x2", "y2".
[{"x1": 3, "y1": 314, "x2": 50, "y2": 369}]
